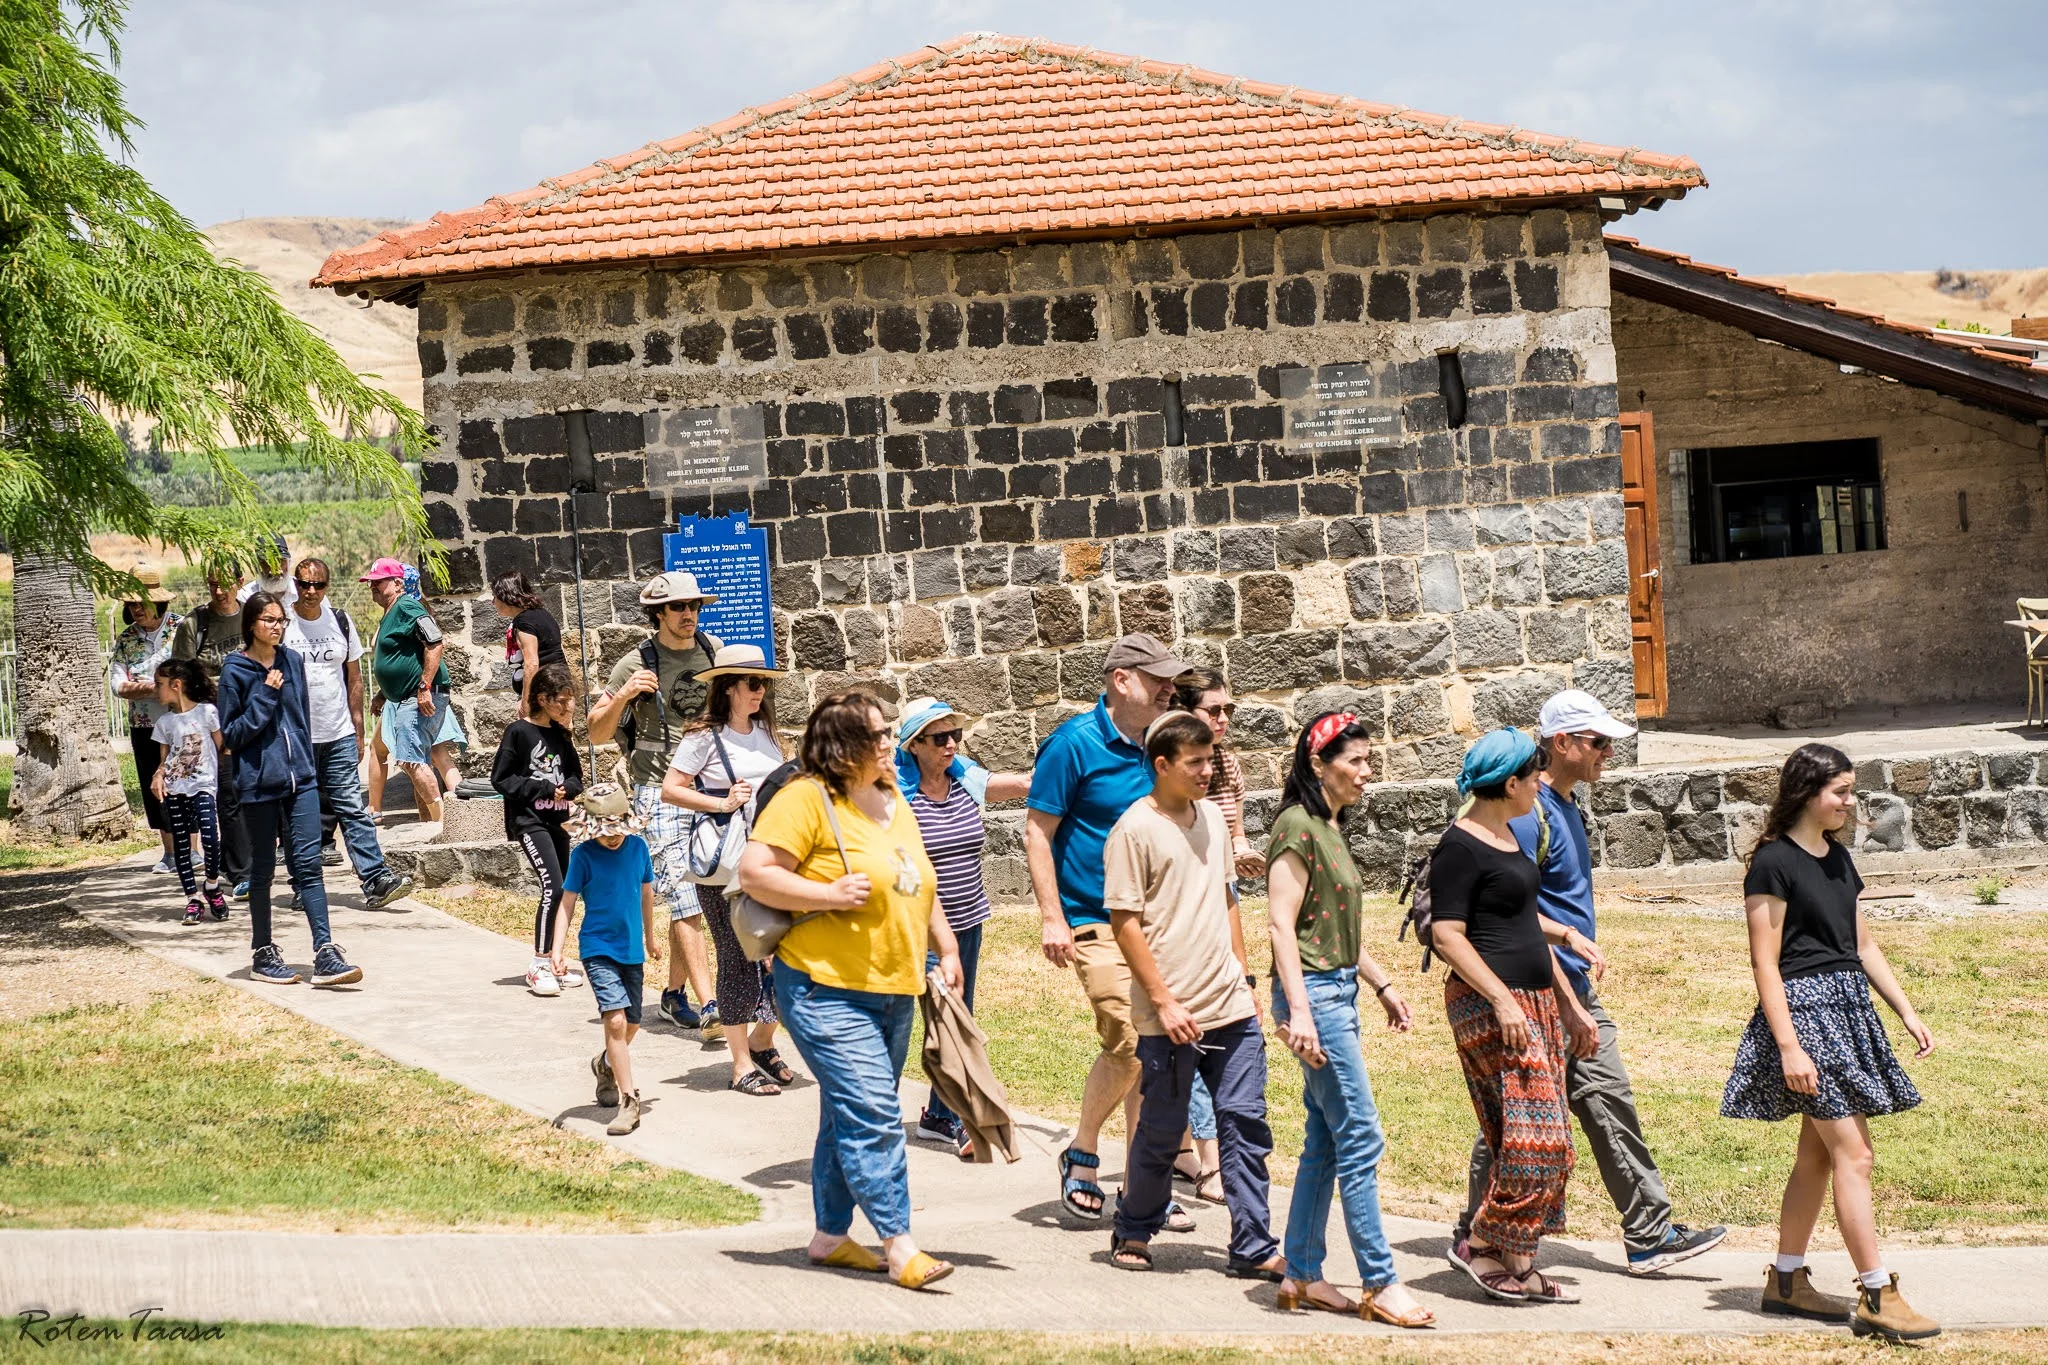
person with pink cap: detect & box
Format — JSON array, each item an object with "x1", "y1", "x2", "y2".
[{"x1": 362, "y1": 557, "x2": 464, "y2": 822}]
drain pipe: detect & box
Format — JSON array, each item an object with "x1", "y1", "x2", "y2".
[{"x1": 563, "y1": 408, "x2": 598, "y2": 781}]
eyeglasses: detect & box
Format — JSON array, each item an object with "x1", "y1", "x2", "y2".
[
  {"x1": 922, "y1": 728, "x2": 963, "y2": 747},
  {"x1": 254, "y1": 614, "x2": 287, "y2": 630},
  {"x1": 869, "y1": 727, "x2": 894, "y2": 743},
  {"x1": 1194, "y1": 703, "x2": 1236, "y2": 720},
  {"x1": 293, "y1": 578, "x2": 329, "y2": 591}
]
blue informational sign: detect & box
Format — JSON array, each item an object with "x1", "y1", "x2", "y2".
[{"x1": 663, "y1": 512, "x2": 775, "y2": 665}]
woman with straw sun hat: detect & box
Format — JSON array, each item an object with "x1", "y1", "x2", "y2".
[{"x1": 661, "y1": 642, "x2": 797, "y2": 1097}]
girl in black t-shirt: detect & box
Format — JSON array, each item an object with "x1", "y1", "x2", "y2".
[
  {"x1": 492, "y1": 572, "x2": 566, "y2": 720},
  {"x1": 1433, "y1": 728, "x2": 1598, "y2": 1305},
  {"x1": 1722, "y1": 743, "x2": 1938, "y2": 1341},
  {"x1": 492, "y1": 663, "x2": 585, "y2": 998}
]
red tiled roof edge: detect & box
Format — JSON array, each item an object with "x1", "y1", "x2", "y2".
[
  {"x1": 317, "y1": 33, "x2": 1702, "y2": 289},
  {"x1": 1607, "y1": 235, "x2": 2044, "y2": 375}
]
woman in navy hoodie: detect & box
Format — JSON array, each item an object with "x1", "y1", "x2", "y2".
[{"x1": 218, "y1": 591, "x2": 362, "y2": 987}]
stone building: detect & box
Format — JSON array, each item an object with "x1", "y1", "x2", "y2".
[
  {"x1": 316, "y1": 33, "x2": 1716, "y2": 888},
  {"x1": 1607, "y1": 238, "x2": 2048, "y2": 729}
]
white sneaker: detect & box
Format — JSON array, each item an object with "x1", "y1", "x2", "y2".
[
  {"x1": 153, "y1": 859, "x2": 172, "y2": 875},
  {"x1": 557, "y1": 965, "x2": 586, "y2": 989},
  {"x1": 526, "y1": 961, "x2": 561, "y2": 997}
]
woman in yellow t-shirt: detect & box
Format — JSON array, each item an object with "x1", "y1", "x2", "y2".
[{"x1": 737, "y1": 690, "x2": 961, "y2": 1291}]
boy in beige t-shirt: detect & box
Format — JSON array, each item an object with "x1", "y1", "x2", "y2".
[{"x1": 1103, "y1": 711, "x2": 1281, "y2": 1278}]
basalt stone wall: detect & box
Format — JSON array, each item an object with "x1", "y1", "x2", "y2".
[
  {"x1": 408, "y1": 209, "x2": 1636, "y2": 871},
  {"x1": 1306, "y1": 745, "x2": 2048, "y2": 890}
]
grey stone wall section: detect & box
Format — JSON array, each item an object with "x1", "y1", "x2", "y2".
[
  {"x1": 1331, "y1": 746, "x2": 2048, "y2": 891},
  {"x1": 407, "y1": 210, "x2": 1632, "y2": 854}
]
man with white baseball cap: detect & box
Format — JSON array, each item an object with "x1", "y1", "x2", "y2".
[
  {"x1": 588, "y1": 570, "x2": 723, "y2": 1036},
  {"x1": 1451, "y1": 688, "x2": 1727, "y2": 1276}
]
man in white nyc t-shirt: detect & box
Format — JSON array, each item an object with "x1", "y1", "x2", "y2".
[{"x1": 283, "y1": 557, "x2": 412, "y2": 909}]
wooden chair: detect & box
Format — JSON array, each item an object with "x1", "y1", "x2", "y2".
[{"x1": 2021, "y1": 599, "x2": 2048, "y2": 725}]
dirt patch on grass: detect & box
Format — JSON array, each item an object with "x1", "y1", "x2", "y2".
[{"x1": 0, "y1": 869, "x2": 178, "y2": 1022}]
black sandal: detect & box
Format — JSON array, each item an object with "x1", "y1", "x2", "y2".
[
  {"x1": 1109, "y1": 1236, "x2": 1153, "y2": 1271},
  {"x1": 749, "y1": 1047, "x2": 796, "y2": 1086},
  {"x1": 730, "y1": 1070, "x2": 781, "y2": 1097}
]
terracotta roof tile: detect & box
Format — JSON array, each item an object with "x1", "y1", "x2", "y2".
[
  {"x1": 319, "y1": 33, "x2": 1702, "y2": 289},
  {"x1": 1608, "y1": 235, "x2": 2044, "y2": 374}
]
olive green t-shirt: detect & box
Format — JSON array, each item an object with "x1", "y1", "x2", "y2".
[
  {"x1": 605, "y1": 632, "x2": 719, "y2": 787},
  {"x1": 170, "y1": 605, "x2": 244, "y2": 673},
  {"x1": 1266, "y1": 804, "x2": 1366, "y2": 973}
]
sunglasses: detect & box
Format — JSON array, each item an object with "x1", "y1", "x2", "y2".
[
  {"x1": 1568, "y1": 733, "x2": 1614, "y2": 751},
  {"x1": 921, "y1": 728, "x2": 963, "y2": 747},
  {"x1": 661, "y1": 601, "x2": 702, "y2": 614},
  {"x1": 293, "y1": 578, "x2": 329, "y2": 591},
  {"x1": 735, "y1": 677, "x2": 767, "y2": 692},
  {"x1": 1194, "y1": 703, "x2": 1236, "y2": 720}
]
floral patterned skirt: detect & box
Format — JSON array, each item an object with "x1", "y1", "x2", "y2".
[{"x1": 1721, "y1": 970, "x2": 1921, "y2": 1122}]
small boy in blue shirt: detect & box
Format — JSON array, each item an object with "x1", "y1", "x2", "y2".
[{"x1": 550, "y1": 784, "x2": 663, "y2": 1135}]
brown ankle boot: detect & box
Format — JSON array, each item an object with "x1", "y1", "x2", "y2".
[
  {"x1": 606, "y1": 1091, "x2": 642, "y2": 1136},
  {"x1": 1761, "y1": 1265, "x2": 1853, "y2": 1321},
  {"x1": 1852, "y1": 1274, "x2": 1940, "y2": 1342}
]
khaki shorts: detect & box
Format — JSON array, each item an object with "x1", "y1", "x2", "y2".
[{"x1": 1071, "y1": 924, "x2": 1138, "y2": 1063}]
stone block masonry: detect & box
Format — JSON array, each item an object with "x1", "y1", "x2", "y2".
[
  {"x1": 1316, "y1": 744, "x2": 2048, "y2": 891},
  {"x1": 408, "y1": 209, "x2": 1635, "y2": 857}
]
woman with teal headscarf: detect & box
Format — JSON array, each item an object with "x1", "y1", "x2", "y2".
[
  {"x1": 1432, "y1": 728, "x2": 1599, "y2": 1305},
  {"x1": 896, "y1": 697, "x2": 1032, "y2": 1155}
]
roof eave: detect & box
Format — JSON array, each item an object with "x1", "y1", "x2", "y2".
[
  {"x1": 324, "y1": 188, "x2": 1678, "y2": 304},
  {"x1": 1608, "y1": 242, "x2": 2048, "y2": 425}
]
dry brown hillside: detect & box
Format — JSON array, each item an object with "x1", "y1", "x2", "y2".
[
  {"x1": 203, "y1": 216, "x2": 423, "y2": 413},
  {"x1": 1767, "y1": 266, "x2": 2048, "y2": 334}
]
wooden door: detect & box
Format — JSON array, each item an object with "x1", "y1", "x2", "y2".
[{"x1": 1619, "y1": 411, "x2": 1668, "y2": 719}]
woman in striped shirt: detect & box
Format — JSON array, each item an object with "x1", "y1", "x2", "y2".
[{"x1": 896, "y1": 696, "x2": 1033, "y2": 1156}]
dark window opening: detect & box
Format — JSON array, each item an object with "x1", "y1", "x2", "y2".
[
  {"x1": 1162, "y1": 377, "x2": 1185, "y2": 447},
  {"x1": 1687, "y1": 438, "x2": 1884, "y2": 564}
]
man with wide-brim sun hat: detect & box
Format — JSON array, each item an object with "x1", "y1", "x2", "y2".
[
  {"x1": 897, "y1": 696, "x2": 1033, "y2": 1154},
  {"x1": 587, "y1": 569, "x2": 725, "y2": 1037},
  {"x1": 110, "y1": 567, "x2": 185, "y2": 872}
]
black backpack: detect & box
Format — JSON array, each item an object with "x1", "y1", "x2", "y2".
[
  {"x1": 1396, "y1": 795, "x2": 1569, "y2": 970},
  {"x1": 615, "y1": 629, "x2": 716, "y2": 755}
]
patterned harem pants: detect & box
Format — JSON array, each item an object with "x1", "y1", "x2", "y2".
[{"x1": 1446, "y1": 975, "x2": 1574, "y2": 1257}]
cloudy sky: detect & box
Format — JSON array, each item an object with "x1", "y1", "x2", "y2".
[{"x1": 124, "y1": 0, "x2": 2044, "y2": 273}]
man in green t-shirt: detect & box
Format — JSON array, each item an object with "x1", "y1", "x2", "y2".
[
  {"x1": 588, "y1": 570, "x2": 723, "y2": 1034},
  {"x1": 363, "y1": 557, "x2": 464, "y2": 823}
]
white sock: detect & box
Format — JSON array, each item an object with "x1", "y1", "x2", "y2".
[
  {"x1": 1774, "y1": 1254, "x2": 1805, "y2": 1275},
  {"x1": 1858, "y1": 1266, "x2": 1891, "y2": 1291}
]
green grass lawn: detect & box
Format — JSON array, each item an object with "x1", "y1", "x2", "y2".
[
  {"x1": 933, "y1": 902, "x2": 2048, "y2": 1242},
  {"x1": 0, "y1": 980, "x2": 757, "y2": 1232},
  {"x1": 0, "y1": 753, "x2": 157, "y2": 871},
  {"x1": 1, "y1": 1324, "x2": 2042, "y2": 1365}
]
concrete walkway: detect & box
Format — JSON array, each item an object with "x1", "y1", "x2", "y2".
[{"x1": 12, "y1": 854, "x2": 2048, "y2": 1336}]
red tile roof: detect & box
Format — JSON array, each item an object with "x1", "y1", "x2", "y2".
[
  {"x1": 1607, "y1": 236, "x2": 2046, "y2": 374},
  {"x1": 316, "y1": 32, "x2": 1702, "y2": 291}
]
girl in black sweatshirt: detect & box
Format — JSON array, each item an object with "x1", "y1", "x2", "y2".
[{"x1": 492, "y1": 662, "x2": 585, "y2": 996}]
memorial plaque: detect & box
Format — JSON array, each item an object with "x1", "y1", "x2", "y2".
[
  {"x1": 644, "y1": 404, "x2": 768, "y2": 488},
  {"x1": 1287, "y1": 361, "x2": 1403, "y2": 451},
  {"x1": 663, "y1": 512, "x2": 775, "y2": 664}
]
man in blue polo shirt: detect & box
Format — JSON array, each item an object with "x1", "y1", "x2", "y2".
[
  {"x1": 1453, "y1": 689, "x2": 1728, "y2": 1276},
  {"x1": 1027, "y1": 632, "x2": 1188, "y2": 1222}
]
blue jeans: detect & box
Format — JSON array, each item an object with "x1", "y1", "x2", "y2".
[
  {"x1": 1274, "y1": 968, "x2": 1398, "y2": 1288},
  {"x1": 773, "y1": 964, "x2": 915, "y2": 1239},
  {"x1": 922, "y1": 921, "x2": 983, "y2": 1126},
  {"x1": 313, "y1": 735, "x2": 389, "y2": 891},
  {"x1": 1188, "y1": 1074, "x2": 1218, "y2": 1141},
  {"x1": 1117, "y1": 1016, "x2": 1277, "y2": 1265},
  {"x1": 244, "y1": 784, "x2": 333, "y2": 954}
]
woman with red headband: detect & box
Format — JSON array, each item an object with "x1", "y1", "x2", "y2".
[{"x1": 1265, "y1": 711, "x2": 1434, "y2": 1328}]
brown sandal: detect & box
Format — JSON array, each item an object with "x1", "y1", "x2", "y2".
[
  {"x1": 1518, "y1": 1269, "x2": 1580, "y2": 1304},
  {"x1": 1276, "y1": 1281, "x2": 1358, "y2": 1314},
  {"x1": 1361, "y1": 1288, "x2": 1437, "y2": 1328}
]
